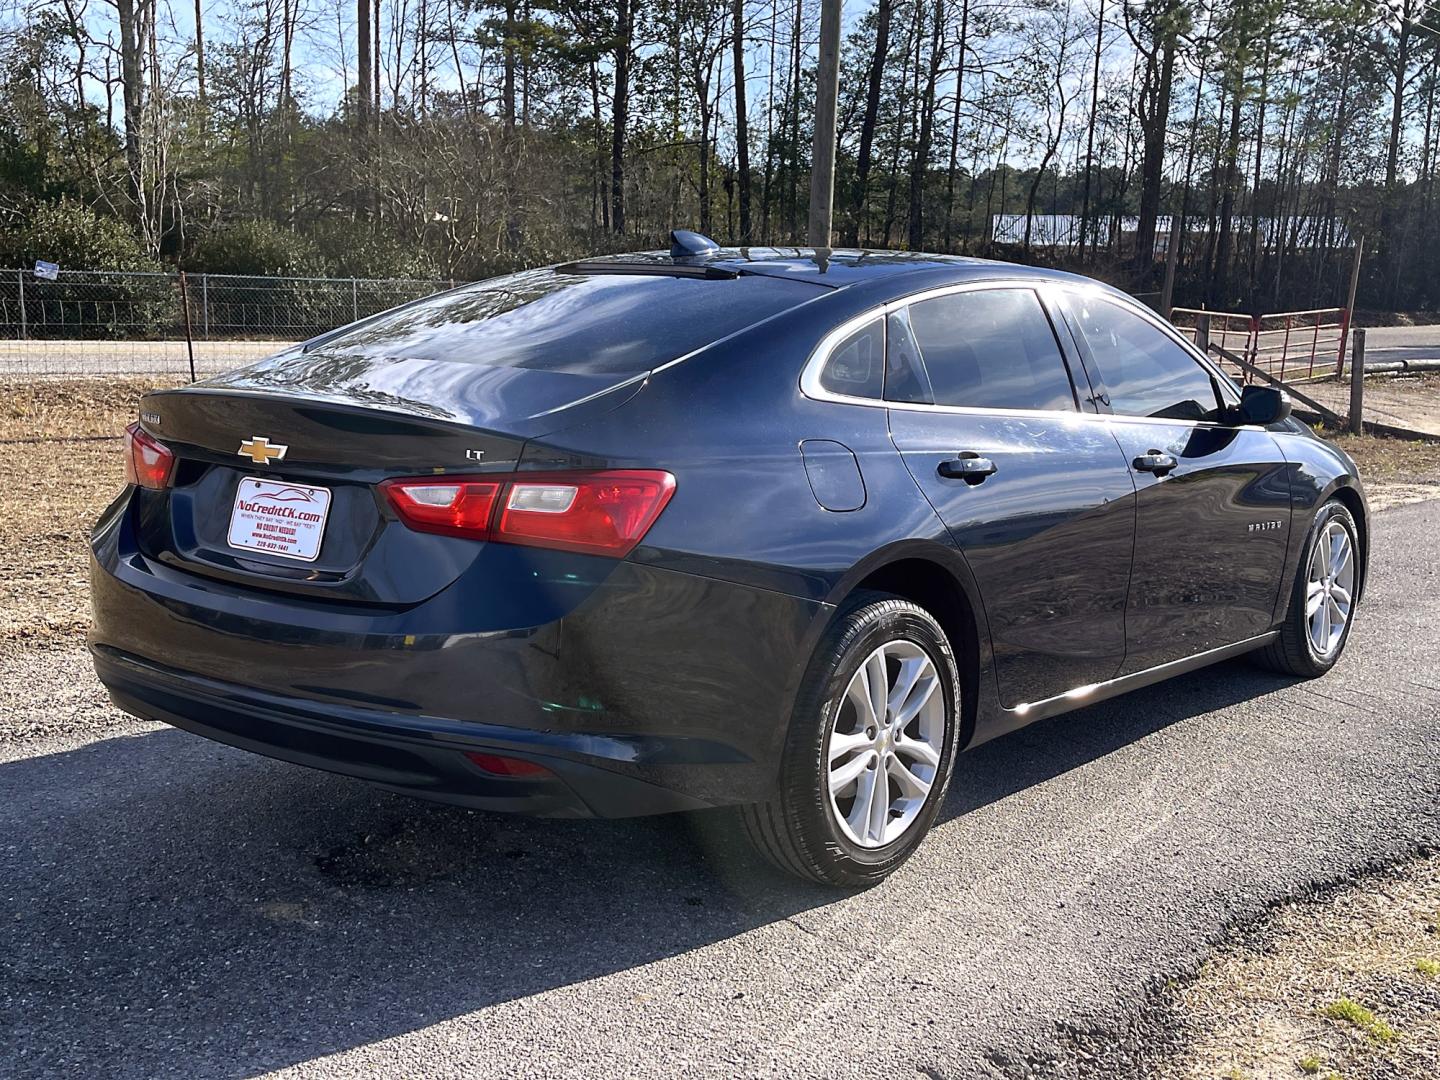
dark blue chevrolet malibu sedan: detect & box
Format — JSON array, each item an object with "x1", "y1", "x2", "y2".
[{"x1": 90, "y1": 234, "x2": 1367, "y2": 885}]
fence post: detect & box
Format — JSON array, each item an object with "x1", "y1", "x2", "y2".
[
  {"x1": 1349, "y1": 327, "x2": 1365, "y2": 436},
  {"x1": 1195, "y1": 313, "x2": 1210, "y2": 357},
  {"x1": 179, "y1": 271, "x2": 198, "y2": 383},
  {"x1": 351, "y1": 278, "x2": 359, "y2": 322},
  {"x1": 16, "y1": 269, "x2": 26, "y2": 340},
  {"x1": 201, "y1": 274, "x2": 209, "y2": 339}
]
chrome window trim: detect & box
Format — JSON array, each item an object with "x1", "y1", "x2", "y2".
[{"x1": 799, "y1": 278, "x2": 1262, "y2": 432}]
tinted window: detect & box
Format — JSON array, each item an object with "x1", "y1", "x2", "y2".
[
  {"x1": 819, "y1": 318, "x2": 884, "y2": 398},
  {"x1": 905, "y1": 289, "x2": 1076, "y2": 411},
  {"x1": 301, "y1": 268, "x2": 822, "y2": 376},
  {"x1": 1067, "y1": 297, "x2": 1221, "y2": 421},
  {"x1": 884, "y1": 310, "x2": 933, "y2": 404}
]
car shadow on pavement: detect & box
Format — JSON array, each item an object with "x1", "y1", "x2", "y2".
[
  {"x1": 0, "y1": 659, "x2": 1296, "y2": 1078},
  {"x1": 947, "y1": 658, "x2": 1299, "y2": 818}
]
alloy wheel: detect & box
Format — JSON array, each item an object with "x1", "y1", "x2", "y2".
[
  {"x1": 1306, "y1": 519, "x2": 1355, "y2": 659},
  {"x1": 826, "y1": 639, "x2": 946, "y2": 849}
]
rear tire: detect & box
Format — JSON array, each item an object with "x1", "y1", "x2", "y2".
[
  {"x1": 741, "y1": 591, "x2": 961, "y2": 887},
  {"x1": 1253, "y1": 499, "x2": 1360, "y2": 678}
]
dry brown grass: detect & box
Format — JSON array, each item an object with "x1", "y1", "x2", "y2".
[
  {"x1": 1154, "y1": 856, "x2": 1440, "y2": 1080},
  {"x1": 0, "y1": 379, "x2": 183, "y2": 646},
  {"x1": 1313, "y1": 428, "x2": 1440, "y2": 512}
]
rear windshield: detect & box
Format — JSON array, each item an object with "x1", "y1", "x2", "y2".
[{"x1": 307, "y1": 268, "x2": 821, "y2": 375}]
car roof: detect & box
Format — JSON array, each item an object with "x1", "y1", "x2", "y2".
[{"x1": 571, "y1": 246, "x2": 1102, "y2": 296}]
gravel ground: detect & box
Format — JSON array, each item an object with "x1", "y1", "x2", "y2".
[{"x1": 1, "y1": 498, "x2": 1437, "y2": 1078}]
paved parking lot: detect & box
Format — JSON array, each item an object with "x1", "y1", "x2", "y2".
[{"x1": 2, "y1": 499, "x2": 1438, "y2": 1079}]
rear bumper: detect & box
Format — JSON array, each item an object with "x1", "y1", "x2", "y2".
[
  {"x1": 94, "y1": 644, "x2": 719, "y2": 817},
  {"x1": 88, "y1": 492, "x2": 828, "y2": 815}
]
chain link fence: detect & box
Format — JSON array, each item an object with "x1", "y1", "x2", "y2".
[{"x1": 0, "y1": 269, "x2": 465, "y2": 378}]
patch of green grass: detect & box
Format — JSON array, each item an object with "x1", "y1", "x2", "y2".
[
  {"x1": 1298, "y1": 1054, "x2": 1323, "y2": 1074},
  {"x1": 1415, "y1": 957, "x2": 1440, "y2": 977},
  {"x1": 1322, "y1": 997, "x2": 1398, "y2": 1043}
]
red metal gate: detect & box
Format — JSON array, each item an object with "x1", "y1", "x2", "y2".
[{"x1": 1169, "y1": 307, "x2": 1348, "y2": 383}]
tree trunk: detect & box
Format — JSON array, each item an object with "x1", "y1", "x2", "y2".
[
  {"x1": 356, "y1": 0, "x2": 371, "y2": 132},
  {"x1": 847, "y1": 0, "x2": 892, "y2": 245},
  {"x1": 502, "y1": 0, "x2": 517, "y2": 130},
  {"x1": 942, "y1": 0, "x2": 970, "y2": 251},
  {"x1": 116, "y1": 0, "x2": 146, "y2": 223},
  {"x1": 590, "y1": 60, "x2": 608, "y2": 230},
  {"x1": 1078, "y1": 0, "x2": 1103, "y2": 258},
  {"x1": 1386, "y1": 2, "x2": 1412, "y2": 190},
  {"x1": 1212, "y1": 87, "x2": 1243, "y2": 307},
  {"x1": 906, "y1": 0, "x2": 944, "y2": 250},
  {"x1": 1133, "y1": 13, "x2": 1177, "y2": 273},
  {"x1": 193, "y1": 0, "x2": 207, "y2": 106},
  {"x1": 733, "y1": 0, "x2": 752, "y2": 242},
  {"x1": 1247, "y1": 29, "x2": 1272, "y2": 298},
  {"x1": 786, "y1": 0, "x2": 802, "y2": 242},
  {"x1": 611, "y1": 0, "x2": 632, "y2": 235}
]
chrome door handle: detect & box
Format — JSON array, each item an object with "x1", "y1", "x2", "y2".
[
  {"x1": 1133, "y1": 451, "x2": 1178, "y2": 474},
  {"x1": 938, "y1": 456, "x2": 997, "y2": 483}
]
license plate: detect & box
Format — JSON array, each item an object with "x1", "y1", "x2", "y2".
[{"x1": 227, "y1": 477, "x2": 333, "y2": 562}]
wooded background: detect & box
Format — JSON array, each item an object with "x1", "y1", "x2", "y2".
[{"x1": 0, "y1": 0, "x2": 1433, "y2": 314}]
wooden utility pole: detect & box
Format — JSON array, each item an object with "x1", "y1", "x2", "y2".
[
  {"x1": 1349, "y1": 327, "x2": 1366, "y2": 435},
  {"x1": 1338, "y1": 234, "x2": 1365, "y2": 373},
  {"x1": 808, "y1": 0, "x2": 843, "y2": 248}
]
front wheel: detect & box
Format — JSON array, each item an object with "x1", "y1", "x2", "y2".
[
  {"x1": 1254, "y1": 499, "x2": 1361, "y2": 677},
  {"x1": 741, "y1": 592, "x2": 961, "y2": 887}
]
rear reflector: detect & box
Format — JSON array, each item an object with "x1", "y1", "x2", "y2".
[
  {"x1": 381, "y1": 470, "x2": 675, "y2": 558},
  {"x1": 464, "y1": 752, "x2": 552, "y2": 778},
  {"x1": 124, "y1": 422, "x2": 175, "y2": 489}
]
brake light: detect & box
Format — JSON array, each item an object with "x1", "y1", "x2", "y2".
[
  {"x1": 124, "y1": 423, "x2": 175, "y2": 489},
  {"x1": 380, "y1": 470, "x2": 675, "y2": 557}
]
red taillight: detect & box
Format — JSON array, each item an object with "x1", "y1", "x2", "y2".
[
  {"x1": 497, "y1": 471, "x2": 676, "y2": 557},
  {"x1": 378, "y1": 479, "x2": 502, "y2": 540},
  {"x1": 464, "y1": 751, "x2": 552, "y2": 778},
  {"x1": 124, "y1": 422, "x2": 175, "y2": 489},
  {"x1": 381, "y1": 470, "x2": 675, "y2": 558}
]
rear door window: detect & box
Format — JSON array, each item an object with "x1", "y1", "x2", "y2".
[
  {"x1": 903, "y1": 288, "x2": 1078, "y2": 411},
  {"x1": 1065, "y1": 296, "x2": 1223, "y2": 421}
]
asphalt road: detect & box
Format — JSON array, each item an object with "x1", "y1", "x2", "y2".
[
  {"x1": 1364, "y1": 324, "x2": 1440, "y2": 365},
  {"x1": 3, "y1": 499, "x2": 1439, "y2": 1080}
]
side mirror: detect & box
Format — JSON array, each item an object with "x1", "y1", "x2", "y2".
[{"x1": 1231, "y1": 384, "x2": 1291, "y2": 426}]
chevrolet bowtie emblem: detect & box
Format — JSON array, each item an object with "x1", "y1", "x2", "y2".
[{"x1": 238, "y1": 436, "x2": 288, "y2": 465}]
